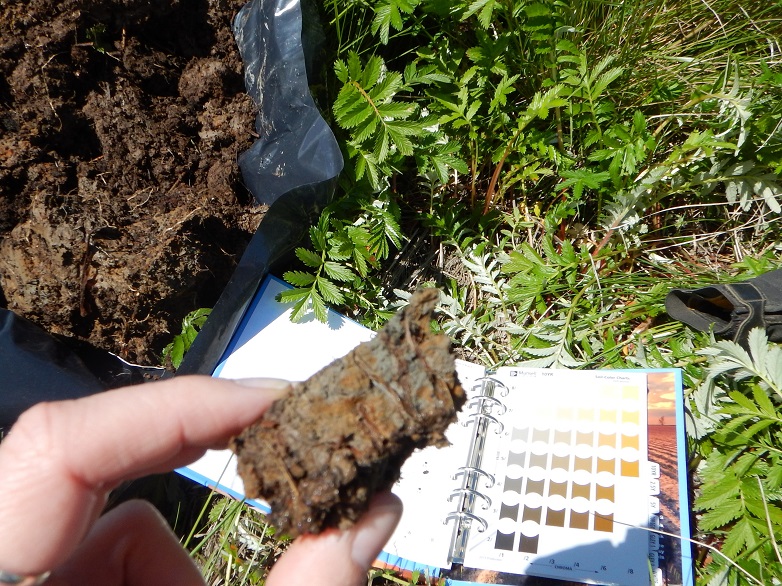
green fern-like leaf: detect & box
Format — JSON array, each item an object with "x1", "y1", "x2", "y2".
[
  {"x1": 363, "y1": 199, "x2": 403, "y2": 260},
  {"x1": 282, "y1": 271, "x2": 316, "y2": 287},
  {"x1": 699, "y1": 500, "x2": 744, "y2": 532},
  {"x1": 419, "y1": 140, "x2": 469, "y2": 183},
  {"x1": 162, "y1": 307, "x2": 212, "y2": 369},
  {"x1": 559, "y1": 168, "x2": 612, "y2": 201},
  {"x1": 722, "y1": 516, "x2": 762, "y2": 560},
  {"x1": 371, "y1": 0, "x2": 420, "y2": 44},
  {"x1": 289, "y1": 293, "x2": 312, "y2": 322},
  {"x1": 276, "y1": 288, "x2": 311, "y2": 304},
  {"x1": 316, "y1": 276, "x2": 345, "y2": 305},
  {"x1": 323, "y1": 261, "x2": 355, "y2": 282},
  {"x1": 295, "y1": 247, "x2": 323, "y2": 269},
  {"x1": 462, "y1": 0, "x2": 498, "y2": 29},
  {"x1": 697, "y1": 468, "x2": 743, "y2": 527},
  {"x1": 353, "y1": 149, "x2": 381, "y2": 186},
  {"x1": 333, "y1": 53, "x2": 447, "y2": 188}
]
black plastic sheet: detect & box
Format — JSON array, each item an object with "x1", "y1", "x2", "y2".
[{"x1": 0, "y1": 310, "x2": 165, "y2": 432}]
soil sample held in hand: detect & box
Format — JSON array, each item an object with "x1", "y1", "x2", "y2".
[{"x1": 231, "y1": 288, "x2": 465, "y2": 536}]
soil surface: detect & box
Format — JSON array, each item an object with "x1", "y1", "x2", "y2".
[{"x1": 0, "y1": 0, "x2": 262, "y2": 364}]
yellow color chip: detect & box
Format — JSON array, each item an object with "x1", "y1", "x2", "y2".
[{"x1": 621, "y1": 459, "x2": 640, "y2": 477}]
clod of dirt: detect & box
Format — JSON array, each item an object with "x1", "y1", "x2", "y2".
[
  {"x1": 0, "y1": 0, "x2": 261, "y2": 364},
  {"x1": 230, "y1": 288, "x2": 465, "y2": 536}
]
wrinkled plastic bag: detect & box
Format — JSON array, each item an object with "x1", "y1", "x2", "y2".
[
  {"x1": 178, "y1": 0, "x2": 342, "y2": 374},
  {"x1": 233, "y1": 0, "x2": 343, "y2": 206},
  {"x1": 0, "y1": 0, "x2": 342, "y2": 424}
]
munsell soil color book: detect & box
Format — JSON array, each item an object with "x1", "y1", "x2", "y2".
[{"x1": 178, "y1": 275, "x2": 695, "y2": 586}]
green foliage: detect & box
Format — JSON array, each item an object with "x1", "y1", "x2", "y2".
[
  {"x1": 320, "y1": 0, "x2": 782, "y2": 244},
  {"x1": 188, "y1": 496, "x2": 290, "y2": 585},
  {"x1": 371, "y1": 0, "x2": 420, "y2": 45},
  {"x1": 333, "y1": 52, "x2": 467, "y2": 188},
  {"x1": 162, "y1": 308, "x2": 211, "y2": 369},
  {"x1": 427, "y1": 202, "x2": 695, "y2": 369},
  {"x1": 86, "y1": 23, "x2": 112, "y2": 54},
  {"x1": 693, "y1": 329, "x2": 782, "y2": 584},
  {"x1": 277, "y1": 195, "x2": 403, "y2": 327}
]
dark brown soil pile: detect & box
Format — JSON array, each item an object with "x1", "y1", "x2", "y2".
[
  {"x1": 0, "y1": 0, "x2": 261, "y2": 364},
  {"x1": 231, "y1": 288, "x2": 466, "y2": 536}
]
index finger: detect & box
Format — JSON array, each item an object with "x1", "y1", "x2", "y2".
[{"x1": 0, "y1": 375, "x2": 288, "y2": 575}]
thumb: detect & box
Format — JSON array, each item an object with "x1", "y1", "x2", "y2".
[{"x1": 266, "y1": 492, "x2": 403, "y2": 586}]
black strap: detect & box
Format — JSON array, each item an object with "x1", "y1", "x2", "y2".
[{"x1": 724, "y1": 283, "x2": 766, "y2": 343}]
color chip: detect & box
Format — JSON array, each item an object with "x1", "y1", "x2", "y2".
[
  {"x1": 571, "y1": 482, "x2": 591, "y2": 500},
  {"x1": 594, "y1": 512, "x2": 614, "y2": 532},
  {"x1": 596, "y1": 457, "x2": 614, "y2": 474},
  {"x1": 596, "y1": 484, "x2": 615, "y2": 502},
  {"x1": 504, "y1": 476, "x2": 523, "y2": 494},
  {"x1": 545, "y1": 507, "x2": 566, "y2": 527},
  {"x1": 556, "y1": 408, "x2": 573, "y2": 420},
  {"x1": 495, "y1": 531, "x2": 515, "y2": 551},
  {"x1": 622, "y1": 410, "x2": 640, "y2": 424},
  {"x1": 526, "y1": 479, "x2": 545, "y2": 496},
  {"x1": 522, "y1": 505, "x2": 542, "y2": 524},
  {"x1": 575, "y1": 430, "x2": 593, "y2": 446},
  {"x1": 508, "y1": 451, "x2": 527, "y2": 468},
  {"x1": 574, "y1": 456, "x2": 592, "y2": 473},
  {"x1": 621, "y1": 459, "x2": 640, "y2": 477},
  {"x1": 621, "y1": 433, "x2": 639, "y2": 449},
  {"x1": 570, "y1": 511, "x2": 590, "y2": 529},
  {"x1": 499, "y1": 502, "x2": 520, "y2": 521},
  {"x1": 528, "y1": 453, "x2": 548, "y2": 469},
  {"x1": 598, "y1": 432, "x2": 616, "y2": 447},
  {"x1": 532, "y1": 428, "x2": 550, "y2": 443},
  {"x1": 549, "y1": 480, "x2": 568, "y2": 498},
  {"x1": 518, "y1": 534, "x2": 539, "y2": 554}
]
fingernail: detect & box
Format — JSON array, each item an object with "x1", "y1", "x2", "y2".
[
  {"x1": 350, "y1": 493, "x2": 403, "y2": 568},
  {"x1": 230, "y1": 377, "x2": 292, "y2": 393}
]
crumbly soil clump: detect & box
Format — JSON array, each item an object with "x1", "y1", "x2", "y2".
[
  {"x1": 0, "y1": 0, "x2": 261, "y2": 364},
  {"x1": 231, "y1": 288, "x2": 466, "y2": 536}
]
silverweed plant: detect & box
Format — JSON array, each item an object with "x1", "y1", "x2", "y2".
[
  {"x1": 689, "y1": 329, "x2": 782, "y2": 585},
  {"x1": 162, "y1": 307, "x2": 211, "y2": 368}
]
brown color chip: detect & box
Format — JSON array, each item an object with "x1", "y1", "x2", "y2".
[{"x1": 230, "y1": 288, "x2": 465, "y2": 536}]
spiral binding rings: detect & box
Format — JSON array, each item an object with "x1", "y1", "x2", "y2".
[
  {"x1": 463, "y1": 411, "x2": 505, "y2": 434},
  {"x1": 449, "y1": 487, "x2": 492, "y2": 509},
  {"x1": 467, "y1": 394, "x2": 508, "y2": 415},
  {"x1": 444, "y1": 510, "x2": 489, "y2": 532},
  {"x1": 453, "y1": 466, "x2": 495, "y2": 488},
  {"x1": 479, "y1": 376, "x2": 510, "y2": 397},
  {"x1": 445, "y1": 374, "x2": 509, "y2": 563}
]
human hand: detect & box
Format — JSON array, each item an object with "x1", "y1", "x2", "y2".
[{"x1": 0, "y1": 376, "x2": 402, "y2": 586}]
